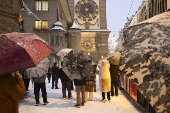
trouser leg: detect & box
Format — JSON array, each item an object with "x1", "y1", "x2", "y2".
[
  {"x1": 107, "y1": 92, "x2": 110, "y2": 100},
  {"x1": 25, "y1": 79, "x2": 30, "y2": 91},
  {"x1": 66, "y1": 82, "x2": 72, "y2": 98},
  {"x1": 55, "y1": 76, "x2": 59, "y2": 88},
  {"x1": 114, "y1": 80, "x2": 118, "y2": 96},
  {"x1": 76, "y1": 86, "x2": 81, "y2": 105},
  {"x1": 85, "y1": 92, "x2": 88, "y2": 102},
  {"x1": 102, "y1": 92, "x2": 105, "y2": 100},
  {"x1": 110, "y1": 80, "x2": 114, "y2": 96},
  {"x1": 70, "y1": 81, "x2": 74, "y2": 90},
  {"x1": 52, "y1": 77, "x2": 55, "y2": 88},
  {"x1": 34, "y1": 83, "x2": 40, "y2": 103},
  {"x1": 62, "y1": 82, "x2": 66, "y2": 98},
  {"x1": 89, "y1": 92, "x2": 93, "y2": 101},
  {"x1": 81, "y1": 85, "x2": 85, "y2": 104},
  {"x1": 40, "y1": 82, "x2": 47, "y2": 102}
]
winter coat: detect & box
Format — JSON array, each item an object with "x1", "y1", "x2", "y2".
[
  {"x1": 99, "y1": 60, "x2": 111, "y2": 92},
  {"x1": 19, "y1": 69, "x2": 30, "y2": 79},
  {"x1": 59, "y1": 68, "x2": 70, "y2": 83},
  {"x1": 74, "y1": 78, "x2": 86, "y2": 86},
  {"x1": 85, "y1": 76, "x2": 95, "y2": 92},
  {"x1": 110, "y1": 64, "x2": 119, "y2": 83},
  {"x1": 51, "y1": 66, "x2": 59, "y2": 78},
  {"x1": 33, "y1": 75, "x2": 46, "y2": 83},
  {"x1": 0, "y1": 73, "x2": 26, "y2": 113}
]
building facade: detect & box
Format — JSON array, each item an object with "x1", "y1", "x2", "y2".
[
  {"x1": 0, "y1": 0, "x2": 22, "y2": 34},
  {"x1": 68, "y1": 0, "x2": 111, "y2": 62},
  {"x1": 20, "y1": 0, "x2": 73, "y2": 65},
  {"x1": 21, "y1": 0, "x2": 110, "y2": 64}
]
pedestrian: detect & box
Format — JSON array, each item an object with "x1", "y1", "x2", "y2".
[
  {"x1": 110, "y1": 64, "x2": 119, "y2": 96},
  {"x1": 85, "y1": 60, "x2": 95, "y2": 102},
  {"x1": 19, "y1": 69, "x2": 30, "y2": 91},
  {"x1": 51, "y1": 62, "x2": 59, "y2": 89},
  {"x1": 74, "y1": 78, "x2": 86, "y2": 108},
  {"x1": 99, "y1": 60, "x2": 111, "y2": 102},
  {"x1": 70, "y1": 81, "x2": 74, "y2": 90},
  {"x1": 0, "y1": 72, "x2": 26, "y2": 113},
  {"x1": 47, "y1": 66, "x2": 51, "y2": 83},
  {"x1": 32, "y1": 74, "x2": 49, "y2": 106},
  {"x1": 59, "y1": 62, "x2": 73, "y2": 100},
  {"x1": 92, "y1": 63, "x2": 97, "y2": 92},
  {"x1": 85, "y1": 76, "x2": 95, "y2": 102}
]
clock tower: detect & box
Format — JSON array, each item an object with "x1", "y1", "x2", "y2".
[{"x1": 68, "y1": 0, "x2": 110, "y2": 62}]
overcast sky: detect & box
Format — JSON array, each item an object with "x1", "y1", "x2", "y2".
[{"x1": 106, "y1": 0, "x2": 144, "y2": 46}]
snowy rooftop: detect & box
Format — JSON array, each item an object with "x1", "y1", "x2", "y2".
[
  {"x1": 81, "y1": 29, "x2": 110, "y2": 32},
  {"x1": 70, "y1": 22, "x2": 80, "y2": 29},
  {"x1": 51, "y1": 21, "x2": 65, "y2": 31}
]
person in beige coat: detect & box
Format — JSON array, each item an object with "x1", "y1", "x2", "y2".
[{"x1": 99, "y1": 60, "x2": 111, "y2": 102}]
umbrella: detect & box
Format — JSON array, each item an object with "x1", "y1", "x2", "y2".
[
  {"x1": 62, "y1": 50, "x2": 94, "y2": 80},
  {"x1": 0, "y1": 32, "x2": 53, "y2": 76},
  {"x1": 56, "y1": 48, "x2": 72, "y2": 57},
  {"x1": 107, "y1": 52, "x2": 121, "y2": 65},
  {"x1": 27, "y1": 57, "x2": 50, "y2": 78},
  {"x1": 120, "y1": 11, "x2": 170, "y2": 113}
]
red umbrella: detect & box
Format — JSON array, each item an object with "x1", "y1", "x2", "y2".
[{"x1": 0, "y1": 32, "x2": 53, "y2": 76}]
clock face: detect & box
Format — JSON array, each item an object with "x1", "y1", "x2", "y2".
[
  {"x1": 81, "y1": 37, "x2": 95, "y2": 51},
  {"x1": 75, "y1": 0, "x2": 99, "y2": 22}
]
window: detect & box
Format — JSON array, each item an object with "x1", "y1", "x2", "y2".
[
  {"x1": 35, "y1": 0, "x2": 48, "y2": 11},
  {"x1": 35, "y1": 20, "x2": 48, "y2": 30},
  {"x1": 56, "y1": 36, "x2": 59, "y2": 44},
  {"x1": 51, "y1": 36, "x2": 54, "y2": 45}
]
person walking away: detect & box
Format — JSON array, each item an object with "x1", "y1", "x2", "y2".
[
  {"x1": 99, "y1": 60, "x2": 111, "y2": 102},
  {"x1": 32, "y1": 74, "x2": 49, "y2": 106},
  {"x1": 51, "y1": 63, "x2": 59, "y2": 89},
  {"x1": 0, "y1": 72, "x2": 26, "y2": 113},
  {"x1": 47, "y1": 66, "x2": 51, "y2": 83},
  {"x1": 19, "y1": 69, "x2": 30, "y2": 91},
  {"x1": 74, "y1": 78, "x2": 86, "y2": 108},
  {"x1": 59, "y1": 62, "x2": 73, "y2": 100},
  {"x1": 110, "y1": 64, "x2": 119, "y2": 96}
]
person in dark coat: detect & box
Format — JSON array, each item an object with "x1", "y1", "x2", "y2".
[
  {"x1": 51, "y1": 62, "x2": 59, "y2": 89},
  {"x1": 32, "y1": 74, "x2": 49, "y2": 106},
  {"x1": 59, "y1": 62, "x2": 73, "y2": 100},
  {"x1": 92, "y1": 63, "x2": 97, "y2": 92},
  {"x1": 74, "y1": 78, "x2": 86, "y2": 108},
  {"x1": 19, "y1": 69, "x2": 30, "y2": 91},
  {"x1": 110, "y1": 64, "x2": 119, "y2": 96},
  {"x1": 47, "y1": 66, "x2": 51, "y2": 83}
]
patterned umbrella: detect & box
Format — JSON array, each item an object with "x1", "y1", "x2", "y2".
[
  {"x1": 120, "y1": 11, "x2": 170, "y2": 113},
  {"x1": 0, "y1": 32, "x2": 53, "y2": 76},
  {"x1": 27, "y1": 57, "x2": 50, "y2": 78},
  {"x1": 56, "y1": 48, "x2": 73, "y2": 57},
  {"x1": 62, "y1": 50, "x2": 94, "y2": 80}
]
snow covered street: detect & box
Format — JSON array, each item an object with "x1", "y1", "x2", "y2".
[{"x1": 19, "y1": 75, "x2": 144, "y2": 113}]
